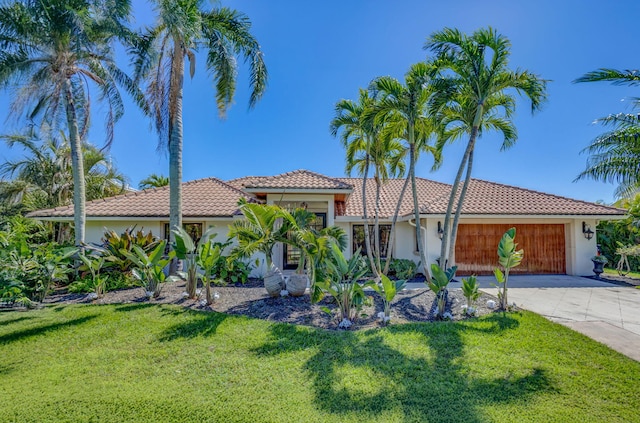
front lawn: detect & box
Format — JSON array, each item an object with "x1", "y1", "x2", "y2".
[{"x1": 1, "y1": 305, "x2": 638, "y2": 422}]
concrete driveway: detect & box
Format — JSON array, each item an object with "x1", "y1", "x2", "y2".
[{"x1": 477, "y1": 275, "x2": 640, "y2": 361}]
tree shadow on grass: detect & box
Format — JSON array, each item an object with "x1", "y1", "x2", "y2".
[
  {"x1": 0, "y1": 315, "x2": 97, "y2": 344},
  {"x1": 253, "y1": 313, "x2": 554, "y2": 422},
  {"x1": 0, "y1": 314, "x2": 34, "y2": 325},
  {"x1": 156, "y1": 307, "x2": 229, "y2": 341}
]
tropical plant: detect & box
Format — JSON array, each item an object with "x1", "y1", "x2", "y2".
[
  {"x1": 461, "y1": 274, "x2": 480, "y2": 315},
  {"x1": 492, "y1": 227, "x2": 524, "y2": 310},
  {"x1": 574, "y1": 69, "x2": 640, "y2": 198},
  {"x1": 0, "y1": 0, "x2": 143, "y2": 246},
  {"x1": 172, "y1": 225, "x2": 217, "y2": 298},
  {"x1": 425, "y1": 27, "x2": 547, "y2": 268},
  {"x1": 370, "y1": 273, "x2": 406, "y2": 325},
  {"x1": 229, "y1": 199, "x2": 291, "y2": 295},
  {"x1": 122, "y1": 241, "x2": 175, "y2": 299},
  {"x1": 31, "y1": 245, "x2": 77, "y2": 302},
  {"x1": 131, "y1": 0, "x2": 267, "y2": 270},
  {"x1": 313, "y1": 244, "x2": 371, "y2": 329},
  {"x1": 138, "y1": 174, "x2": 169, "y2": 190},
  {"x1": 94, "y1": 227, "x2": 160, "y2": 272},
  {"x1": 78, "y1": 253, "x2": 110, "y2": 299},
  {"x1": 330, "y1": 89, "x2": 382, "y2": 278},
  {"x1": 427, "y1": 263, "x2": 457, "y2": 319},
  {"x1": 369, "y1": 62, "x2": 447, "y2": 279},
  {"x1": 0, "y1": 130, "x2": 127, "y2": 209},
  {"x1": 196, "y1": 240, "x2": 224, "y2": 305},
  {"x1": 388, "y1": 258, "x2": 418, "y2": 280}
]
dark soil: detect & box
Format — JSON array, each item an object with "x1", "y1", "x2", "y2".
[{"x1": 42, "y1": 278, "x2": 499, "y2": 330}]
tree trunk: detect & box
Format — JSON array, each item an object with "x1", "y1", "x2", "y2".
[
  {"x1": 63, "y1": 79, "x2": 86, "y2": 248},
  {"x1": 409, "y1": 142, "x2": 430, "y2": 281},
  {"x1": 439, "y1": 109, "x2": 482, "y2": 267},
  {"x1": 383, "y1": 175, "x2": 410, "y2": 275},
  {"x1": 447, "y1": 149, "x2": 474, "y2": 266},
  {"x1": 374, "y1": 172, "x2": 382, "y2": 274},
  {"x1": 168, "y1": 41, "x2": 185, "y2": 274},
  {"x1": 361, "y1": 157, "x2": 378, "y2": 279}
]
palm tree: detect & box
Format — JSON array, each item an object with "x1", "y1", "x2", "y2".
[
  {"x1": 425, "y1": 27, "x2": 547, "y2": 267},
  {"x1": 0, "y1": 130, "x2": 127, "y2": 209},
  {"x1": 368, "y1": 131, "x2": 406, "y2": 272},
  {"x1": 330, "y1": 89, "x2": 380, "y2": 277},
  {"x1": 369, "y1": 62, "x2": 445, "y2": 279},
  {"x1": 0, "y1": 0, "x2": 141, "y2": 247},
  {"x1": 131, "y1": 1, "x2": 267, "y2": 271},
  {"x1": 574, "y1": 69, "x2": 640, "y2": 199},
  {"x1": 138, "y1": 174, "x2": 169, "y2": 190}
]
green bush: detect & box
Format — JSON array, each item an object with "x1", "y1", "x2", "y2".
[{"x1": 388, "y1": 259, "x2": 418, "y2": 279}]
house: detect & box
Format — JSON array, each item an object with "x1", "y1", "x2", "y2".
[{"x1": 27, "y1": 169, "x2": 625, "y2": 276}]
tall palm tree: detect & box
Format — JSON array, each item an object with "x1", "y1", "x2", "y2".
[
  {"x1": 368, "y1": 132, "x2": 406, "y2": 272},
  {"x1": 131, "y1": 1, "x2": 267, "y2": 269},
  {"x1": 0, "y1": 0, "x2": 141, "y2": 246},
  {"x1": 574, "y1": 69, "x2": 640, "y2": 199},
  {"x1": 425, "y1": 27, "x2": 547, "y2": 267},
  {"x1": 330, "y1": 89, "x2": 379, "y2": 277},
  {"x1": 138, "y1": 174, "x2": 169, "y2": 190},
  {"x1": 369, "y1": 62, "x2": 445, "y2": 279}
]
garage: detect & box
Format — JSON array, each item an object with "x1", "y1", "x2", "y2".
[{"x1": 455, "y1": 224, "x2": 566, "y2": 275}]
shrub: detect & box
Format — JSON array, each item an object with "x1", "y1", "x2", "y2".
[
  {"x1": 388, "y1": 259, "x2": 418, "y2": 279},
  {"x1": 461, "y1": 275, "x2": 480, "y2": 315},
  {"x1": 370, "y1": 274, "x2": 406, "y2": 325},
  {"x1": 313, "y1": 244, "x2": 371, "y2": 329},
  {"x1": 427, "y1": 264, "x2": 457, "y2": 319}
]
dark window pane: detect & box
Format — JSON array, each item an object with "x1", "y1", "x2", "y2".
[{"x1": 352, "y1": 224, "x2": 391, "y2": 258}]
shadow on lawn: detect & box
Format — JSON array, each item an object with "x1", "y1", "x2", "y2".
[
  {"x1": 0, "y1": 315, "x2": 97, "y2": 344},
  {"x1": 155, "y1": 306, "x2": 229, "y2": 341},
  {"x1": 254, "y1": 313, "x2": 554, "y2": 423}
]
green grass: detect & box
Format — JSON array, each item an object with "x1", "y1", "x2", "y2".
[
  {"x1": 1, "y1": 305, "x2": 639, "y2": 422},
  {"x1": 604, "y1": 267, "x2": 640, "y2": 279}
]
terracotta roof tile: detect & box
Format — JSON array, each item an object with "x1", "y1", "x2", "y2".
[
  {"x1": 27, "y1": 177, "x2": 255, "y2": 219},
  {"x1": 243, "y1": 169, "x2": 353, "y2": 190},
  {"x1": 421, "y1": 178, "x2": 625, "y2": 216},
  {"x1": 337, "y1": 177, "x2": 624, "y2": 217},
  {"x1": 27, "y1": 170, "x2": 625, "y2": 220}
]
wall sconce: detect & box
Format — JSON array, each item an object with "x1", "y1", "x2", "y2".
[
  {"x1": 582, "y1": 222, "x2": 594, "y2": 240},
  {"x1": 437, "y1": 221, "x2": 444, "y2": 240}
]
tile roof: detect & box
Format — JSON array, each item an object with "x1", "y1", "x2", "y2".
[
  {"x1": 26, "y1": 177, "x2": 255, "y2": 218},
  {"x1": 240, "y1": 169, "x2": 353, "y2": 191},
  {"x1": 337, "y1": 177, "x2": 625, "y2": 217},
  {"x1": 27, "y1": 170, "x2": 625, "y2": 220}
]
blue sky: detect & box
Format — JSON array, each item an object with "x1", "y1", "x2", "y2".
[{"x1": 1, "y1": 0, "x2": 639, "y2": 204}]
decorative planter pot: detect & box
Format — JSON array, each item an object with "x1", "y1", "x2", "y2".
[
  {"x1": 592, "y1": 260, "x2": 605, "y2": 279},
  {"x1": 264, "y1": 266, "x2": 285, "y2": 297},
  {"x1": 287, "y1": 274, "x2": 308, "y2": 297}
]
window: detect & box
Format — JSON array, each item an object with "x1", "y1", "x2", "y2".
[
  {"x1": 163, "y1": 223, "x2": 203, "y2": 244},
  {"x1": 352, "y1": 224, "x2": 391, "y2": 258}
]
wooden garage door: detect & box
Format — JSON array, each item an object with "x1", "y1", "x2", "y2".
[{"x1": 455, "y1": 224, "x2": 566, "y2": 275}]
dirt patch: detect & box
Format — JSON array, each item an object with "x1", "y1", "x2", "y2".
[{"x1": 42, "y1": 278, "x2": 500, "y2": 330}]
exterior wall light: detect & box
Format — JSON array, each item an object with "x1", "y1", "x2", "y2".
[
  {"x1": 582, "y1": 221, "x2": 594, "y2": 240},
  {"x1": 437, "y1": 221, "x2": 444, "y2": 240}
]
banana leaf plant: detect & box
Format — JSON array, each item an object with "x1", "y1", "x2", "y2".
[
  {"x1": 461, "y1": 275, "x2": 480, "y2": 315},
  {"x1": 121, "y1": 240, "x2": 176, "y2": 299},
  {"x1": 492, "y1": 227, "x2": 523, "y2": 310},
  {"x1": 370, "y1": 273, "x2": 406, "y2": 325},
  {"x1": 427, "y1": 264, "x2": 457, "y2": 319},
  {"x1": 78, "y1": 253, "x2": 110, "y2": 298},
  {"x1": 172, "y1": 226, "x2": 217, "y2": 298},
  {"x1": 196, "y1": 240, "x2": 224, "y2": 305},
  {"x1": 313, "y1": 244, "x2": 372, "y2": 329}
]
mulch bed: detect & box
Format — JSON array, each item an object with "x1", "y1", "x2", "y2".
[{"x1": 41, "y1": 278, "x2": 499, "y2": 330}]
